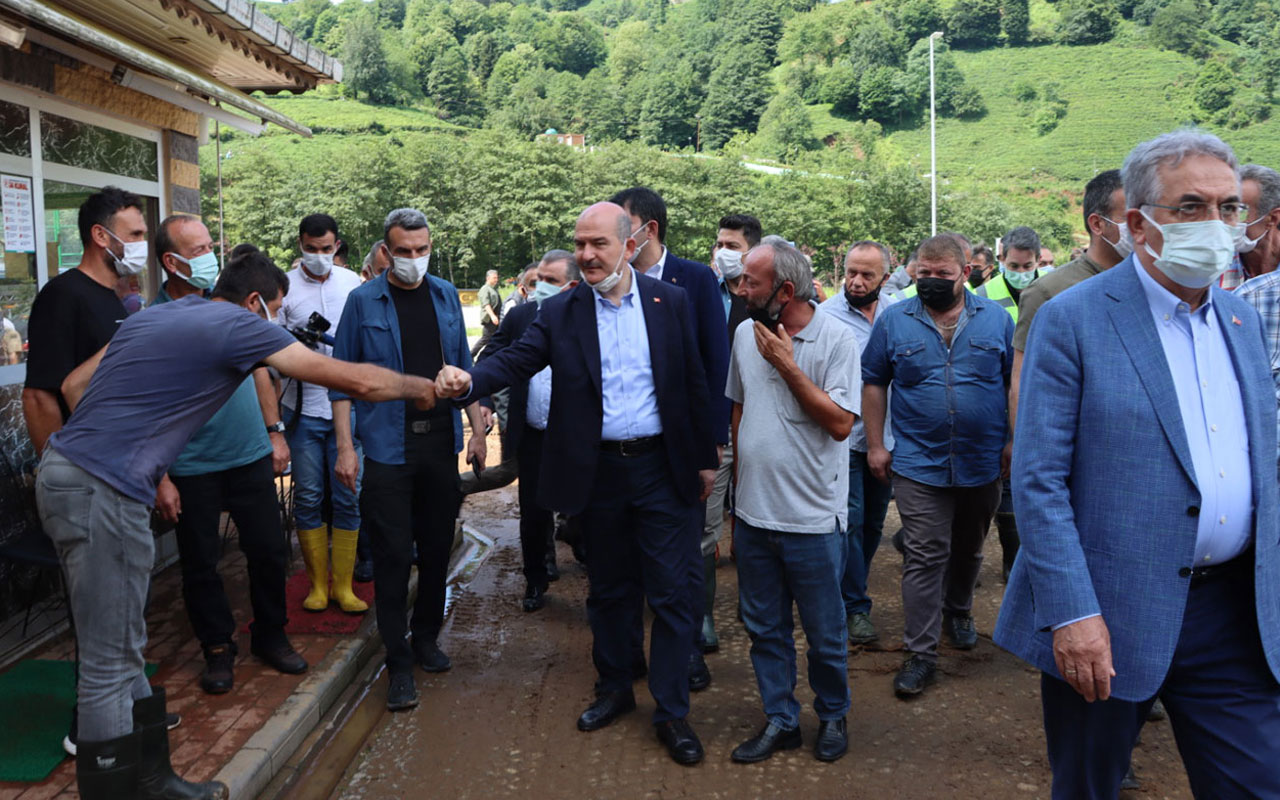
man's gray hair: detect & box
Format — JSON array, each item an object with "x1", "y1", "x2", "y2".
[
  {"x1": 383, "y1": 208, "x2": 430, "y2": 242},
  {"x1": 1241, "y1": 164, "x2": 1280, "y2": 219},
  {"x1": 1002, "y1": 226, "x2": 1042, "y2": 257},
  {"x1": 363, "y1": 239, "x2": 384, "y2": 268},
  {"x1": 486, "y1": 269, "x2": 498, "y2": 279},
  {"x1": 1122, "y1": 129, "x2": 1239, "y2": 211},
  {"x1": 540, "y1": 248, "x2": 580, "y2": 281},
  {"x1": 847, "y1": 240, "x2": 892, "y2": 276},
  {"x1": 757, "y1": 234, "x2": 815, "y2": 302}
]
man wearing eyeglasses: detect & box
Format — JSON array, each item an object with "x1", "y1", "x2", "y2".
[{"x1": 995, "y1": 129, "x2": 1280, "y2": 798}]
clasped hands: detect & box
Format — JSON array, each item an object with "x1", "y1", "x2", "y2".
[{"x1": 435, "y1": 365, "x2": 473, "y2": 399}]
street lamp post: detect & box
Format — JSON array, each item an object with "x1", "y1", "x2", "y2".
[{"x1": 929, "y1": 31, "x2": 943, "y2": 236}]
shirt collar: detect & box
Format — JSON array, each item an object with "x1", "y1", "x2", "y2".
[
  {"x1": 792, "y1": 300, "x2": 824, "y2": 341},
  {"x1": 1133, "y1": 257, "x2": 1213, "y2": 320},
  {"x1": 596, "y1": 267, "x2": 640, "y2": 309},
  {"x1": 640, "y1": 246, "x2": 668, "y2": 280}
]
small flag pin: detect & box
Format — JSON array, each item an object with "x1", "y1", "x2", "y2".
[
  {"x1": 1232, "y1": 315, "x2": 1242, "y2": 326},
  {"x1": 654, "y1": 296, "x2": 662, "y2": 303}
]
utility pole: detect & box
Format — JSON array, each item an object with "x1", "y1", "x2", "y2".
[{"x1": 929, "y1": 31, "x2": 943, "y2": 236}]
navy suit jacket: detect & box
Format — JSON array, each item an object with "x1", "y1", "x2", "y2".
[
  {"x1": 478, "y1": 299, "x2": 538, "y2": 453},
  {"x1": 993, "y1": 257, "x2": 1280, "y2": 700},
  {"x1": 467, "y1": 273, "x2": 719, "y2": 515},
  {"x1": 658, "y1": 254, "x2": 731, "y2": 444}
]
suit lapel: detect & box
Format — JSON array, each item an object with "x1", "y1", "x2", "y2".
[
  {"x1": 569, "y1": 283, "x2": 603, "y2": 395},
  {"x1": 637, "y1": 276, "x2": 667, "y2": 393},
  {"x1": 663, "y1": 255, "x2": 682, "y2": 288},
  {"x1": 1213, "y1": 297, "x2": 1269, "y2": 513},
  {"x1": 1104, "y1": 268, "x2": 1198, "y2": 488}
]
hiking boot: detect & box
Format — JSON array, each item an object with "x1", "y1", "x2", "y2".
[
  {"x1": 414, "y1": 639, "x2": 452, "y2": 673},
  {"x1": 386, "y1": 672, "x2": 418, "y2": 711},
  {"x1": 943, "y1": 613, "x2": 978, "y2": 650},
  {"x1": 847, "y1": 612, "x2": 878, "y2": 646},
  {"x1": 200, "y1": 643, "x2": 236, "y2": 695},
  {"x1": 893, "y1": 654, "x2": 937, "y2": 698}
]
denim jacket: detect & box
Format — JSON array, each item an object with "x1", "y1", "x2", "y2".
[{"x1": 329, "y1": 272, "x2": 471, "y2": 462}]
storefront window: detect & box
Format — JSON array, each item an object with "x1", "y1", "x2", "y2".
[
  {"x1": 0, "y1": 99, "x2": 30, "y2": 158},
  {"x1": 39, "y1": 112, "x2": 158, "y2": 181},
  {"x1": 43, "y1": 180, "x2": 159, "y2": 305}
]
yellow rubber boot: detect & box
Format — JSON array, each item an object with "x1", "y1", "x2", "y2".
[
  {"x1": 330, "y1": 528, "x2": 369, "y2": 614},
  {"x1": 296, "y1": 527, "x2": 330, "y2": 612}
]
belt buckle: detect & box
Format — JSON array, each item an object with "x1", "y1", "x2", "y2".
[
  {"x1": 411, "y1": 420, "x2": 430, "y2": 435},
  {"x1": 618, "y1": 438, "x2": 636, "y2": 457}
]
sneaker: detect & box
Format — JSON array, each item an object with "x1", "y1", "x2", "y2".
[
  {"x1": 943, "y1": 613, "x2": 978, "y2": 650},
  {"x1": 201, "y1": 643, "x2": 237, "y2": 694},
  {"x1": 386, "y1": 672, "x2": 418, "y2": 711},
  {"x1": 414, "y1": 639, "x2": 452, "y2": 673},
  {"x1": 1147, "y1": 698, "x2": 1167, "y2": 722},
  {"x1": 893, "y1": 654, "x2": 937, "y2": 698},
  {"x1": 63, "y1": 706, "x2": 78, "y2": 757},
  {"x1": 847, "y1": 612, "x2": 878, "y2": 646}
]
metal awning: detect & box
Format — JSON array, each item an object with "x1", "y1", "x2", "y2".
[{"x1": 0, "y1": 0, "x2": 315, "y2": 135}]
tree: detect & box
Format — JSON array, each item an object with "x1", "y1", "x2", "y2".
[
  {"x1": 463, "y1": 32, "x2": 502, "y2": 83},
  {"x1": 1001, "y1": 0, "x2": 1030, "y2": 45},
  {"x1": 486, "y1": 43, "x2": 543, "y2": 111},
  {"x1": 698, "y1": 43, "x2": 773, "y2": 149},
  {"x1": 1054, "y1": 0, "x2": 1120, "y2": 44},
  {"x1": 638, "y1": 65, "x2": 704, "y2": 148},
  {"x1": 428, "y1": 46, "x2": 478, "y2": 122},
  {"x1": 342, "y1": 11, "x2": 396, "y2": 105},
  {"x1": 1194, "y1": 60, "x2": 1236, "y2": 114},
  {"x1": 820, "y1": 62, "x2": 860, "y2": 115},
  {"x1": 374, "y1": 0, "x2": 408, "y2": 28},
  {"x1": 847, "y1": 18, "x2": 908, "y2": 75},
  {"x1": 858, "y1": 66, "x2": 911, "y2": 124},
  {"x1": 540, "y1": 15, "x2": 607, "y2": 76},
  {"x1": 889, "y1": 0, "x2": 945, "y2": 44},
  {"x1": 1147, "y1": 1, "x2": 1208, "y2": 56},
  {"x1": 755, "y1": 89, "x2": 820, "y2": 162},
  {"x1": 945, "y1": 0, "x2": 1003, "y2": 48}
]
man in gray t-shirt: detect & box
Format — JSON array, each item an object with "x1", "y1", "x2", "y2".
[
  {"x1": 39, "y1": 254, "x2": 438, "y2": 800},
  {"x1": 724, "y1": 238, "x2": 860, "y2": 765}
]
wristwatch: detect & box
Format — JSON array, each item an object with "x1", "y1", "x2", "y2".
[{"x1": 266, "y1": 421, "x2": 286, "y2": 434}]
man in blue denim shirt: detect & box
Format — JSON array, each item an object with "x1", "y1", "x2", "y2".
[
  {"x1": 330, "y1": 208, "x2": 488, "y2": 712},
  {"x1": 862, "y1": 234, "x2": 1013, "y2": 699}
]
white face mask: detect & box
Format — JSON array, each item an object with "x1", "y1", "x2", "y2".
[
  {"x1": 1101, "y1": 216, "x2": 1134, "y2": 260},
  {"x1": 1139, "y1": 210, "x2": 1239, "y2": 289},
  {"x1": 391, "y1": 253, "x2": 431, "y2": 284},
  {"x1": 1236, "y1": 216, "x2": 1269, "y2": 254},
  {"x1": 626, "y1": 224, "x2": 649, "y2": 264},
  {"x1": 253, "y1": 295, "x2": 277, "y2": 324},
  {"x1": 301, "y1": 251, "x2": 334, "y2": 277},
  {"x1": 714, "y1": 248, "x2": 744, "y2": 281},
  {"x1": 587, "y1": 247, "x2": 628, "y2": 295},
  {"x1": 104, "y1": 228, "x2": 148, "y2": 276}
]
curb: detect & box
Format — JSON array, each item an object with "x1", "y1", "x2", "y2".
[{"x1": 214, "y1": 524, "x2": 494, "y2": 799}]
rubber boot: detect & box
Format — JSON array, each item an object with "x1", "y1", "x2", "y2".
[
  {"x1": 76, "y1": 730, "x2": 140, "y2": 800},
  {"x1": 700, "y1": 552, "x2": 719, "y2": 653},
  {"x1": 296, "y1": 527, "x2": 330, "y2": 611},
  {"x1": 996, "y1": 512, "x2": 1019, "y2": 583},
  {"x1": 331, "y1": 528, "x2": 369, "y2": 613},
  {"x1": 134, "y1": 688, "x2": 228, "y2": 799}
]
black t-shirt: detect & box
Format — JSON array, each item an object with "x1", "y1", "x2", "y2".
[
  {"x1": 24, "y1": 268, "x2": 127, "y2": 419},
  {"x1": 389, "y1": 281, "x2": 446, "y2": 425}
]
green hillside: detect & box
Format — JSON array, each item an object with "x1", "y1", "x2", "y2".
[{"x1": 252, "y1": 94, "x2": 468, "y2": 136}]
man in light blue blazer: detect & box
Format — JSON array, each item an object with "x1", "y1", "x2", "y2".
[{"x1": 995, "y1": 129, "x2": 1280, "y2": 798}]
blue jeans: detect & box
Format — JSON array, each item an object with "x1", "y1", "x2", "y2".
[
  {"x1": 735, "y1": 517, "x2": 850, "y2": 730},
  {"x1": 287, "y1": 413, "x2": 361, "y2": 530},
  {"x1": 37, "y1": 448, "x2": 153, "y2": 742},
  {"x1": 842, "y1": 449, "x2": 894, "y2": 616}
]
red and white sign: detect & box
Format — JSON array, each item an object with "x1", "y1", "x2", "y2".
[{"x1": 1, "y1": 174, "x2": 35, "y2": 253}]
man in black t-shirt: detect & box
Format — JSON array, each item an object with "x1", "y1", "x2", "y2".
[{"x1": 23, "y1": 187, "x2": 145, "y2": 454}]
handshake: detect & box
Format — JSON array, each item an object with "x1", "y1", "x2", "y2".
[{"x1": 435, "y1": 365, "x2": 474, "y2": 399}]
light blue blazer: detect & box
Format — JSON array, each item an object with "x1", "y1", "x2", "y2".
[{"x1": 993, "y1": 256, "x2": 1280, "y2": 701}]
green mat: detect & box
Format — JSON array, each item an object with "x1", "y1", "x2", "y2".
[{"x1": 0, "y1": 659, "x2": 156, "y2": 783}]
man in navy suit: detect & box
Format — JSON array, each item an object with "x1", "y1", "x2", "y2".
[
  {"x1": 995, "y1": 129, "x2": 1280, "y2": 798},
  {"x1": 478, "y1": 250, "x2": 580, "y2": 612},
  {"x1": 436, "y1": 202, "x2": 719, "y2": 766},
  {"x1": 610, "y1": 186, "x2": 729, "y2": 690}
]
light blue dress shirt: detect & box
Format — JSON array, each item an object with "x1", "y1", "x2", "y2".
[
  {"x1": 526, "y1": 365, "x2": 552, "y2": 431},
  {"x1": 1135, "y1": 260, "x2": 1253, "y2": 565},
  {"x1": 818, "y1": 291, "x2": 897, "y2": 453},
  {"x1": 597, "y1": 268, "x2": 663, "y2": 441},
  {"x1": 717, "y1": 274, "x2": 732, "y2": 320}
]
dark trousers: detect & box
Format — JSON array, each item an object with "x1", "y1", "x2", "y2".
[
  {"x1": 842, "y1": 449, "x2": 894, "y2": 616},
  {"x1": 470, "y1": 321, "x2": 498, "y2": 359},
  {"x1": 517, "y1": 428, "x2": 552, "y2": 590},
  {"x1": 361, "y1": 429, "x2": 462, "y2": 675},
  {"x1": 1041, "y1": 557, "x2": 1280, "y2": 799},
  {"x1": 583, "y1": 448, "x2": 700, "y2": 723},
  {"x1": 170, "y1": 454, "x2": 289, "y2": 648}
]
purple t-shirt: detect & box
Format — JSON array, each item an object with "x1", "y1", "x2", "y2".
[{"x1": 48, "y1": 296, "x2": 297, "y2": 504}]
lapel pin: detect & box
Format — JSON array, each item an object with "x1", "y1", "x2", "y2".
[
  {"x1": 654, "y1": 296, "x2": 662, "y2": 303},
  {"x1": 1232, "y1": 315, "x2": 1242, "y2": 326}
]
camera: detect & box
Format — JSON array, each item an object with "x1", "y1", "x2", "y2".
[{"x1": 289, "y1": 311, "x2": 335, "y2": 348}]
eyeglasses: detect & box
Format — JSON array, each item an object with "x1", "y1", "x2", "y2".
[{"x1": 1142, "y1": 201, "x2": 1249, "y2": 224}]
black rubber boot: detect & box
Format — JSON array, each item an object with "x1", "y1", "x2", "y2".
[
  {"x1": 77, "y1": 730, "x2": 140, "y2": 800},
  {"x1": 995, "y1": 512, "x2": 1019, "y2": 583},
  {"x1": 134, "y1": 687, "x2": 228, "y2": 799},
  {"x1": 700, "y1": 552, "x2": 719, "y2": 653}
]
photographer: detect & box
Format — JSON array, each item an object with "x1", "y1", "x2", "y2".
[
  {"x1": 154, "y1": 222, "x2": 305, "y2": 694},
  {"x1": 278, "y1": 213, "x2": 371, "y2": 610}
]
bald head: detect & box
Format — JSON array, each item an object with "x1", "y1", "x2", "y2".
[
  {"x1": 578, "y1": 202, "x2": 632, "y2": 242},
  {"x1": 574, "y1": 202, "x2": 636, "y2": 289}
]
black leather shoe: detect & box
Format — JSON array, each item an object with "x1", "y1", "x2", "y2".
[
  {"x1": 386, "y1": 672, "x2": 418, "y2": 711},
  {"x1": 731, "y1": 722, "x2": 803, "y2": 763},
  {"x1": 577, "y1": 690, "x2": 636, "y2": 732},
  {"x1": 251, "y1": 638, "x2": 308, "y2": 675},
  {"x1": 943, "y1": 614, "x2": 978, "y2": 650},
  {"x1": 814, "y1": 717, "x2": 848, "y2": 762},
  {"x1": 688, "y1": 652, "x2": 711, "y2": 692},
  {"x1": 200, "y1": 643, "x2": 236, "y2": 695},
  {"x1": 545, "y1": 554, "x2": 560, "y2": 583},
  {"x1": 522, "y1": 584, "x2": 546, "y2": 612},
  {"x1": 655, "y1": 719, "x2": 704, "y2": 765},
  {"x1": 413, "y1": 640, "x2": 452, "y2": 673},
  {"x1": 894, "y1": 654, "x2": 937, "y2": 698}
]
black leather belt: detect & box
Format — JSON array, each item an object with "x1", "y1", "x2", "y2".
[
  {"x1": 409, "y1": 418, "x2": 448, "y2": 435},
  {"x1": 1184, "y1": 548, "x2": 1253, "y2": 584},
  {"x1": 600, "y1": 435, "x2": 663, "y2": 457}
]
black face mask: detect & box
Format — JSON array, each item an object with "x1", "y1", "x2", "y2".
[
  {"x1": 845, "y1": 285, "x2": 879, "y2": 310},
  {"x1": 968, "y1": 272, "x2": 985, "y2": 288},
  {"x1": 916, "y1": 277, "x2": 961, "y2": 311},
  {"x1": 747, "y1": 282, "x2": 787, "y2": 329}
]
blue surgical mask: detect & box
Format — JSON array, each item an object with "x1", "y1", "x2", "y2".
[
  {"x1": 1001, "y1": 265, "x2": 1036, "y2": 290},
  {"x1": 532, "y1": 280, "x2": 562, "y2": 305},
  {"x1": 168, "y1": 251, "x2": 219, "y2": 290}
]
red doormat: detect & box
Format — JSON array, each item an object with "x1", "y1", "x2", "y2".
[{"x1": 244, "y1": 572, "x2": 376, "y2": 636}]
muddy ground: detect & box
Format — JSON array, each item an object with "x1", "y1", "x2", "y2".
[{"x1": 333, "y1": 463, "x2": 1193, "y2": 800}]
